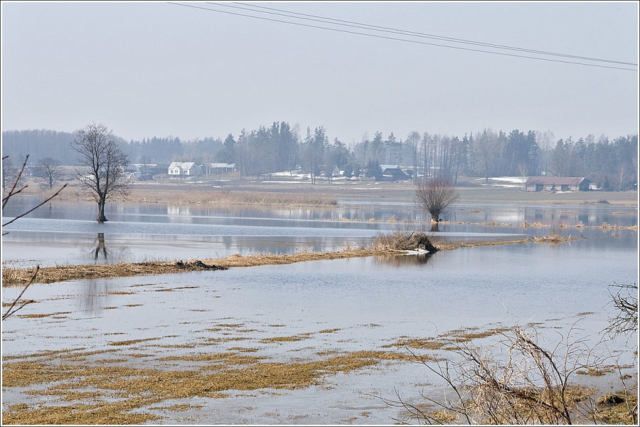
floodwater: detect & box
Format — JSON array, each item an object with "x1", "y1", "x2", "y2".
[
  {"x1": 1, "y1": 196, "x2": 638, "y2": 424},
  {"x1": 2, "y1": 197, "x2": 636, "y2": 266}
]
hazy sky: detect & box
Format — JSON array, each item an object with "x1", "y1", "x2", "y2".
[{"x1": 2, "y1": 1, "x2": 638, "y2": 145}]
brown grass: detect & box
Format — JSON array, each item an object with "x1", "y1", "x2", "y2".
[
  {"x1": 1, "y1": 349, "x2": 419, "y2": 425},
  {"x1": 125, "y1": 187, "x2": 338, "y2": 208},
  {"x1": 372, "y1": 231, "x2": 438, "y2": 252},
  {"x1": 434, "y1": 233, "x2": 578, "y2": 251},
  {"x1": 2, "y1": 233, "x2": 579, "y2": 287},
  {"x1": 384, "y1": 327, "x2": 510, "y2": 350}
]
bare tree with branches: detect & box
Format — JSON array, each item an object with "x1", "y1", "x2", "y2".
[
  {"x1": 72, "y1": 123, "x2": 130, "y2": 223},
  {"x1": 605, "y1": 283, "x2": 638, "y2": 339},
  {"x1": 36, "y1": 156, "x2": 63, "y2": 189},
  {"x1": 415, "y1": 178, "x2": 459, "y2": 229}
]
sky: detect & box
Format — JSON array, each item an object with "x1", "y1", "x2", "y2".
[{"x1": 1, "y1": 1, "x2": 638, "y2": 146}]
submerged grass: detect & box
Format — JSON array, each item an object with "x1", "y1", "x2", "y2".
[{"x1": 1, "y1": 349, "x2": 420, "y2": 425}]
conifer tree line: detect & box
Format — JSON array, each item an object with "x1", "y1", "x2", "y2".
[{"x1": 2, "y1": 124, "x2": 637, "y2": 189}]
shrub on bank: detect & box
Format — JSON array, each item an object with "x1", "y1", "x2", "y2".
[{"x1": 372, "y1": 231, "x2": 438, "y2": 252}]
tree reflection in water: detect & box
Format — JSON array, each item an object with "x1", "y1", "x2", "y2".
[
  {"x1": 93, "y1": 233, "x2": 108, "y2": 261},
  {"x1": 85, "y1": 233, "x2": 132, "y2": 264}
]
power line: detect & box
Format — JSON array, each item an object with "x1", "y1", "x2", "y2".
[
  {"x1": 168, "y1": 2, "x2": 637, "y2": 72},
  {"x1": 227, "y1": 1, "x2": 637, "y2": 67}
]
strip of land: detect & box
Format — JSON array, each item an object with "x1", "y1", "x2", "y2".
[{"x1": 2, "y1": 234, "x2": 577, "y2": 287}]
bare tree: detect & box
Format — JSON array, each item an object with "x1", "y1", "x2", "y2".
[
  {"x1": 415, "y1": 178, "x2": 459, "y2": 228},
  {"x1": 36, "y1": 156, "x2": 63, "y2": 189},
  {"x1": 72, "y1": 123, "x2": 130, "y2": 223},
  {"x1": 406, "y1": 131, "x2": 421, "y2": 184}
]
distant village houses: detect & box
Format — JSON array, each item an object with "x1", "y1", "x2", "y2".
[
  {"x1": 168, "y1": 162, "x2": 203, "y2": 177},
  {"x1": 524, "y1": 177, "x2": 590, "y2": 192},
  {"x1": 379, "y1": 165, "x2": 409, "y2": 181}
]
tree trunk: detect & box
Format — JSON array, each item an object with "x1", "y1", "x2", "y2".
[{"x1": 97, "y1": 196, "x2": 108, "y2": 223}]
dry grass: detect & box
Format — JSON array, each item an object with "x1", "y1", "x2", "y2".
[
  {"x1": 259, "y1": 333, "x2": 313, "y2": 343},
  {"x1": 126, "y1": 187, "x2": 338, "y2": 208},
  {"x1": 372, "y1": 231, "x2": 438, "y2": 252},
  {"x1": 2, "y1": 233, "x2": 579, "y2": 287},
  {"x1": 594, "y1": 391, "x2": 638, "y2": 424},
  {"x1": 1, "y1": 349, "x2": 418, "y2": 425},
  {"x1": 434, "y1": 232, "x2": 578, "y2": 251},
  {"x1": 108, "y1": 338, "x2": 161, "y2": 347},
  {"x1": 384, "y1": 327, "x2": 510, "y2": 351},
  {"x1": 2, "y1": 249, "x2": 383, "y2": 287}
]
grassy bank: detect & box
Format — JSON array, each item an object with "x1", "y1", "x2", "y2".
[
  {"x1": 17, "y1": 180, "x2": 339, "y2": 208},
  {"x1": 17, "y1": 176, "x2": 638, "y2": 208},
  {"x1": 2, "y1": 233, "x2": 578, "y2": 287}
]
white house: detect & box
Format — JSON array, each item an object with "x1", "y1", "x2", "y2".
[{"x1": 168, "y1": 162, "x2": 203, "y2": 177}]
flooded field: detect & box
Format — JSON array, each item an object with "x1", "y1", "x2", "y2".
[{"x1": 1, "y1": 196, "x2": 638, "y2": 424}]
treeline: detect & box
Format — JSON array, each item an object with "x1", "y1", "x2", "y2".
[
  {"x1": 548, "y1": 135, "x2": 638, "y2": 190},
  {"x1": 2, "y1": 125, "x2": 637, "y2": 189},
  {"x1": 1, "y1": 130, "x2": 224, "y2": 166}
]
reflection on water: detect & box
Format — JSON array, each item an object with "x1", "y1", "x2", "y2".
[
  {"x1": 2, "y1": 198, "x2": 637, "y2": 424},
  {"x1": 2, "y1": 196, "x2": 636, "y2": 267},
  {"x1": 80, "y1": 279, "x2": 114, "y2": 315},
  {"x1": 92, "y1": 233, "x2": 108, "y2": 262},
  {"x1": 373, "y1": 253, "x2": 433, "y2": 266},
  {"x1": 4, "y1": 196, "x2": 638, "y2": 227}
]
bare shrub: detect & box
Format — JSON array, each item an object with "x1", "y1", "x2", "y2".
[
  {"x1": 415, "y1": 178, "x2": 459, "y2": 223},
  {"x1": 372, "y1": 231, "x2": 438, "y2": 253},
  {"x1": 386, "y1": 325, "x2": 612, "y2": 425},
  {"x1": 605, "y1": 283, "x2": 638, "y2": 339}
]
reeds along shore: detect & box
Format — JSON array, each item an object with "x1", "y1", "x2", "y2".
[
  {"x1": 2, "y1": 233, "x2": 578, "y2": 287},
  {"x1": 33, "y1": 185, "x2": 339, "y2": 208}
]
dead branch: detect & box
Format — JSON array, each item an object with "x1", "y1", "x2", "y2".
[
  {"x1": 2, "y1": 266, "x2": 39, "y2": 320},
  {"x1": 2, "y1": 183, "x2": 68, "y2": 232},
  {"x1": 2, "y1": 154, "x2": 29, "y2": 208}
]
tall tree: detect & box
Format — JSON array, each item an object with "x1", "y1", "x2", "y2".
[
  {"x1": 406, "y1": 131, "x2": 421, "y2": 183},
  {"x1": 216, "y1": 133, "x2": 236, "y2": 163},
  {"x1": 302, "y1": 127, "x2": 327, "y2": 184},
  {"x1": 72, "y1": 123, "x2": 130, "y2": 223}
]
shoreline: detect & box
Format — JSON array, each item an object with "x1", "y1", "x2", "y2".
[
  {"x1": 2, "y1": 234, "x2": 577, "y2": 287},
  {"x1": 10, "y1": 178, "x2": 639, "y2": 209}
]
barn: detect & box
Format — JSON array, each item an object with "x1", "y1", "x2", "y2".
[{"x1": 524, "y1": 177, "x2": 590, "y2": 192}]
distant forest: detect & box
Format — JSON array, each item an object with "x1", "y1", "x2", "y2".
[{"x1": 2, "y1": 124, "x2": 637, "y2": 190}]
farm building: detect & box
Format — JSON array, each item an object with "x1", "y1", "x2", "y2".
[
  {"x1": 524, "y1": 177, "x2": 590, "y2": 192},
  {"x1": 380, "y1": 165, "x2": 409, "y2": 181},
  {"x1": 205, "y1": 163, "x2": 236, "y2": 174},
  {"x1": 168, "y1": 162, "x2": 203, "y2": 177}
]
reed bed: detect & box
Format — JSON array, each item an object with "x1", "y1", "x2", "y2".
[
  {"x1": 1, "y1": 249, "x2": 383, "y2": 287},
  {"x1": 128, "y1": 188, "x2": 337, "y2": 208}
]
